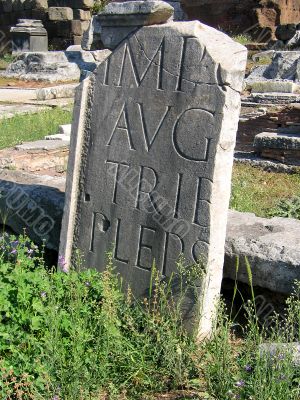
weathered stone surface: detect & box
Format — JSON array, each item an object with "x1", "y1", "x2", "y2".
[
  {"x1": 246, "y1": 51, "x2": 300, "y2": 93},
  {"x1": 264, "y1": 51, "x2": 300, "y2": 80},
  {"x1": 10, "y1": 19, "x2": 48, "y2": 53},
  {"x1": 60, "y1": 21, "x2": 247, "y2": 336},
  {"x1": 48, "y1": 6, "x2": 73, "y2": 21},
  {"x1": 81, "y1": 16, "x2": 102, "y2": 50},
  {"x1": 98, "y1": 1, "x2": 174, "y2": 26},
  {"x1": 59, "y1": 123, "x2": 72, "y2": 135},
  {"x1": 100, "y1": 26, "x2": 138, "y2": 50},
  {"x1": 287, "y1": 31, "x2": 300, "y2": 49},
  {"x1": 45, "y1": 123, "x2": 71, "y2": 141},
  {"x1": 224, "y1": 210, "x2": 300, "y2": 294},
  {"x1": 71, "y1": 20, "x2": 90, "y2": 36},
  {"x1": 73, "y1": 8, "x2": 91, "y2": 20},
  {"x1": 167, "y1": 0, "x2": 187, "y2": 21},
  {"x1": 15, "y1": 139, "x2": 69, "y2": 151},
  {"x1": 275, "y1": 23, "x2": 297, "y2": 41},
  {"x1": 254, "y1": 131, "x2": 300, "y2": 150},
  {"x1": 33, "y1": 0, "x2": 48, "y2": 9},
  {"x1": 4, "y1": 51, "x2": 81, "y2": 82},
  {"x1": 94, "y1": 0, "x2": 175, "y2": 50},
  {"x1": 3, "y1": 50, "x2": 108, "y2": 82},
  {"x1": 249, "y1": 92, "x2": 300, "y2": 104},
  {"x1": 250, "y1": 81, "x2": 300, "y2": 94},
  {"x1": 36, "y1": 83, "x2": 78, "y2": 100},
  {"x1": 0, "y1": 170, "x2": 65, "y2": 251},
  {"x1": 73, "y1": 35, "x2": 83, "y2": 45}
]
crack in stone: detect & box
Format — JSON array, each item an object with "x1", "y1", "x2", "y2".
[{"x1": 133, "y1": 33, "x2": 225, "y2": 89}]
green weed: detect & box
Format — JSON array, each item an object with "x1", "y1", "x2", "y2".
[
  {"x1": 0, "y1": 54, "x2": 14, "y2": 71},
  {"x1": 232, "y1": 34, "x2": 252, "y2": 45},
  {"x1": 268, "y1": 196, "x2": 300, "y2": 219},
  {"x1": 0, "y1": 234, "x2": 300, "y2": 399},
  {"x1": 0, "y1": 234, "x2": 200, "y2": 399},
  {"x1": 0, "y1": 108, "x2": 72, "y2": 150},
  {"x1": 230, "y1": 163, "x2": 300, "y2": 219}
]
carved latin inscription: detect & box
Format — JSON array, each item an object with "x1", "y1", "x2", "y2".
[{"x1": 71, "y1": 25, "x2": 235, "y2": 294}]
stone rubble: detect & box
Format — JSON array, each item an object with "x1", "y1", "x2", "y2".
[{"x1": 2, "y1": 48, "x2": 111, "y2": 82}]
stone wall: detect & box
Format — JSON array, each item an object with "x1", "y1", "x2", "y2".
[
  {"x1": 181, "y1": 0, "x2": 300, "y2": 41},
  {"x1": 0, "y1": 0, "x2": 94, "y2": 53},
  {"x1": 1, "y1": 0, "x2": 300, "y2": 52}
]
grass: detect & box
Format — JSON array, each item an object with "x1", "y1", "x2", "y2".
[
  {"x1": 230, "y1": 163, "x2": 300, "y2": 218},
  {"x1": 0, "y1": 234, "x2": 300, "y2": 399},
  {"x1": 232, "y1": 34, "x2": 252, "y2": 45},
  {"x1": 0, "y1": 108, "x2": 72, "y2": 150},
  {"x1": 0, "y1": 54, "x2": 14, "y2": 71}
]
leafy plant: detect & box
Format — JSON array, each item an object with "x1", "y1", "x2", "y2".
[
  {"x1": 231, "y1": 34, "x2": 252, "y2": 45},
  {"x1": 268, "y1": 196, "x2": 300, "y2": 220},
  {"x1": 92, "y1": 0, "x2": 109, "y2": 14},
  {"x1": 1, "y1": 233, "x2": 300, "y2": 399},
  {"x1": 0, "y1": 234, "x2": 200, "y2": 399}
]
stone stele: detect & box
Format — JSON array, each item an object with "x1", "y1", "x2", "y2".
[{"x1": 59, "y1": 21, "x2": 247, "y2": 337}]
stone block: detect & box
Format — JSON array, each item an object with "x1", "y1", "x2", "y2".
[
  {"x1": 287, "y1": 31, "x2": 300, "y2": 49},
  {"x1": 246, "y1": 51, "x2": 300, "y2": 86},
  {"x1": 33, "y1": 0, "x2": 48, "y2": 9},
  {"x1": 254, "y1": 131, "x2": 300, "y2": 151},
  {"x1": 167, "y1": 1, "x2": 187, "y2": 21},
  {"x1": 81, "y1": 16, "x2": 102, "y2": 50},
  {"x1": 250, "y1": 80, "x2": 300, "y2": 94},
  {"x1": 224, "y1": 210, "x2": 300, "y2": 295},
  {"x1": 98, "y1": 0, "x2": 174, "y2": 27},
  {"x1": 59, "y1": 124, "x2": 72, "y2": 135},
  {"x1": 71, "y1": 20, "x2": 90, "y2": 36},
  {"x1": 265, "y1": 51, "x2": 300, "y2": 80},
  {"x1": 48, "y1": 7, "x2": 73, "y2": 21},
  {"x1": 36, "y1": 83, "x2": 78, "y2": 100},
  {"x1": 73, "y1": 9, "x2": 91, "y2": 20},
  {"x1": 10, "y1": 19, "x2": 48, "y2": 53},
  {"x1": 73, "y1": 35, "x2": 83, "y2": 45},
  {"x1": 59, "y1": 19, "x2": 247, "y2": 337},
  {"x1": 100, "y1": 26, "x2": 137, "y2": 50},
  {"x1": 4, "y1": 51, "x2": 82, "y2": 82},
  {"x1": 0, "y1": 171, "x2": 65, "y2": 252}
]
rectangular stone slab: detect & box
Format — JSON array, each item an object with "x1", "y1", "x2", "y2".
[{"x1": 60, "y1": 21, "x2": 247, "y2": 337}]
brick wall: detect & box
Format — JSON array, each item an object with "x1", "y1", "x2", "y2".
[{"x1": 181, "y1": 0, "x2": 300, "y2": 41}]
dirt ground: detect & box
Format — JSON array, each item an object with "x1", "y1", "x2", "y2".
[{"x1": 0, "y1": 76, "x2": 78, "y2": 88}]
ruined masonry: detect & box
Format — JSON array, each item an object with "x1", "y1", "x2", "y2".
[{"x1": 60, "y1": 5, "x2": 247, "y2": 337}]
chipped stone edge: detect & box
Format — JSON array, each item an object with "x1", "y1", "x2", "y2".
[
  {"x1": 198, "y1": 87, "x2": 243, "y2": 339},
  {"x1": 58, "y1": 77, "x2": 92, "y2": 269}
]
